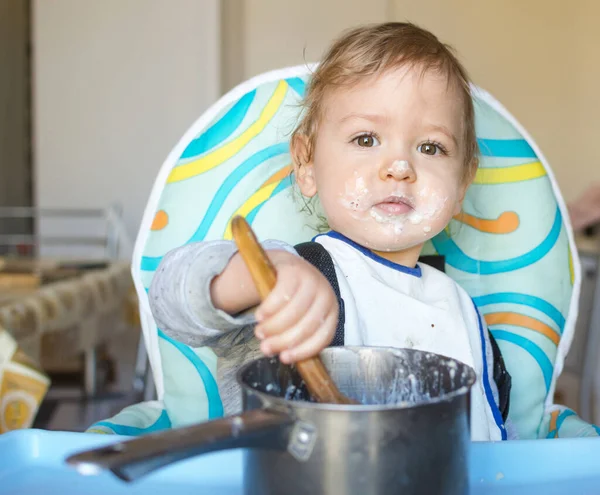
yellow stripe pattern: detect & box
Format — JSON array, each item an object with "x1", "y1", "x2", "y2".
[
  {"x1": 167, "y1": 81, "x2": 288, "y2": 183},
  {"x1": 569, "y1": 245, "x2": 574, "y2": 286},
  {"x1": 474, "y1": 161, "x2": 546, "y2": 185},
  {"x1": 223, "y1": 181, "x2": 282, "y2": 240}
]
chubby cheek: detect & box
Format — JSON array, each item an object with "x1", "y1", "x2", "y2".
[
  {"x1": 338, "y1": 171, "x2": 373, "y2": 214},
  {"x1": 412, "y1": 178, "x2": 462, "y2": 233},
  {"x1": 317, "y1": 170, "x2": 366, "y2": 231}
]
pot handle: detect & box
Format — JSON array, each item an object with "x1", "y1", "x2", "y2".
[{"x1": 66, "y1": 409, "x2": 293, "y2": 482}]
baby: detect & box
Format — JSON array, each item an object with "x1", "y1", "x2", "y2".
[{"x1": 150, "y1": 22, "x2": 512, "y2": 441}]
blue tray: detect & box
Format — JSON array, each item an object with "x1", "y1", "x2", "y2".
[{"x1": 1, "y1": 429, "x2": 599, "y2": 494}]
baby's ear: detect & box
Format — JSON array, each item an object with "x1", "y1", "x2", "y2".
[{"x1": 291, "y1": 134, "x2": 317, "y2": 198}]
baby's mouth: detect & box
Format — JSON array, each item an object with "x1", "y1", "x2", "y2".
[{"x1": 372, "y1": 196, "x2": 414, "y2": 216}]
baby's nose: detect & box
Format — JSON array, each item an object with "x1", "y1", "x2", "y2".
[{"x1": 381, "y1": 159, "x2": 416, "y2": 181}]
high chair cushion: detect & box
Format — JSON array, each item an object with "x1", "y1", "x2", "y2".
[
  {"x1": 541, "y1": 406, "x2": 600, "y2": 438},
  {"x1": 86, "y1": 400, "x2": 171, "y2": 435},
  {"x1": 122, "y1": 65, "x2": 590, "y2": 439}
]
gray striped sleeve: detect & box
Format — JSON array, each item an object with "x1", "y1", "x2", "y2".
[{"x1": 148, "y1": 239, "x2": 296, "y2": 349}]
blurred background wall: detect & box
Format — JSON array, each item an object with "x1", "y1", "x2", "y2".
[
  {"x1": 32, "y1": 0, "x2": 220, "y2": 245},
  {"x1": 21, "y1": 0, "x2": 599, "y2": 244}
]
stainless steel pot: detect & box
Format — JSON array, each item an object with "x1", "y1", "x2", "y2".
[{"x1": 67, "y1": 347, "x2": 476, "y2": 495}]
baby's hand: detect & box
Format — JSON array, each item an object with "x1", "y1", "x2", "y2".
[{"x1": 255, "y1": 251, "x2": 338, "y2": 364}]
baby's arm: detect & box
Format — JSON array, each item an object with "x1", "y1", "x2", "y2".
[
  {"x1": 149, "y1": 238, "x2": 339, "y2": 363},
  {"x1": 148, "y1": 239, "x2": 295, "y2": 349},
  {"x1": 210, "y1": 248, "x2": 297, "y2": 315}
]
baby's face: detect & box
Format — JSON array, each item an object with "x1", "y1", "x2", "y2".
[{"x1": 297, "y1": 66, "x2": 470, "y2": 259}]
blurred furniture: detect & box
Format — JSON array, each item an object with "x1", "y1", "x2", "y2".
[
  {"x1": 0, "y1": 259, "x2": 135, "y2": 396},
  {"x1": 559, "y1": 232, "x2": 600, "y2": 423},
  {"x1": 0, "y1": 205, "x2": 129, "y2": 259},
  {"x1": 0, "y1": 205, "x2": 141, "y2": 397}
]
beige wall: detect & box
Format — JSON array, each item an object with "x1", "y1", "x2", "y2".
[
  {"x1": 33, "y1": 0, "x2": 220, "y2": 246},
  {"x1": 390, "y1": 0, "x2": 599, "y2": 202},
  {"x1": 221, "y1": 0, "x2": 389, "y2": 91}
]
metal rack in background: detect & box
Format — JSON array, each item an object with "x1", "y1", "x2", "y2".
[
  {"x1": 577, "y1": 247, "x2": 600, "y2": 423},
  {"x1": 0, "y1": 205, "x2": 129, "y2": 260},
  {"x1": 561, "y1": 227, "x2": 600, "y2": 425}
]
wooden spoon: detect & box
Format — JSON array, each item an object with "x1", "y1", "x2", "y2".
[{"x1": 231, "y1": 216, "x2": 355, "y2": 405}]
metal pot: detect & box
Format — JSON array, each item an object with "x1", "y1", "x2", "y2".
[{"x1": 67, "y1": 347, "x2": 476, "y2": 495}]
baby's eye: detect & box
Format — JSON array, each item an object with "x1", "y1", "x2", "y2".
[
  {"x1": 418, "y1": 142, "x2": 446, "y2": 156},
  {"x1": 354, "y1": 134, "x2": 380, "y2": 148}
]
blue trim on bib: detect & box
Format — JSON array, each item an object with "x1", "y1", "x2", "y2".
[
  {"x1": 316, "y1": 231, "x2": 422, "y2": 278},
  {"x1": 473, "y1": 299, "x2": 507, "y2": 440}
]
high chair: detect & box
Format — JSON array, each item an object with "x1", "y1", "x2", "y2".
[{"x1": 88, "y1": 65, "x2": 599, "y2": 440}]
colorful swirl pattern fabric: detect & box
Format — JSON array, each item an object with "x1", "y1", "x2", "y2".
[{"x1": 122, "y1": 66, "x2": 586, "y2": 439}]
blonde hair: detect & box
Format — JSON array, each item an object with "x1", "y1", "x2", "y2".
[{"x1": 292, "y1": 22, "x2": 478, "y2": 181}]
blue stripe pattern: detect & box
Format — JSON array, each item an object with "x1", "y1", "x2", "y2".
[
  {"x1": 473, "y1": 300, "x2": 507, "y2": 440},
  {"x1": 141, "y1": 143, "x2": 290, "y2": 272},
  {"x1": 545, "y1": 410, "x2": 600, "y2": 437},
  {"x1": 477, "y1": 138, "x2": 537, "y2": 158},
  {"x1": 91, "y1": 409, "x2": 172, "y2": 436},
  {"x1": 472, "y1": 292, "x2": 565, "y2": 333},
  {"x1": 432, "y1": 207, "x2": 562, "y2": 274},
  {"x1": 286, "y1": 77, "x2": 306, "y2": 96},
  {"x1": 187, "y1": 143, "x2": 289, "y2": 244},
  {"x1": 141, "y1": 253, "x2": 162, "y2": 272},
  {"x1": 158, "y1": 329, "x2": 224, "y2": 419},
  {"x1": 246, "y1": 175, "x2": 293, "y2": 225},
  {"x1": 180, "y1": 90, "x2": 256, "y2": 160},
  {"x1": 491, "y1": 329, "x2": 553, "y2": 392},
  {"x1": 545, "y1": 409, "x2": 577, "y2": 438},
  {"x1": 556, "y1": 409, "x2": 576, "y2": 430}
]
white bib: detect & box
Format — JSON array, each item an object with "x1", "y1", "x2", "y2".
[{"x1": 315, "y1": 232, "x2": 504, "y2": 441}]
